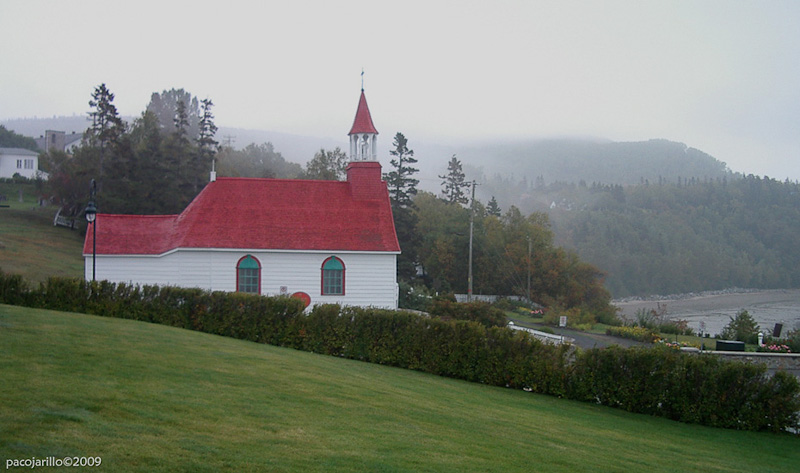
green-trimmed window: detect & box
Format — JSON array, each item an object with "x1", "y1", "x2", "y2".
[
  {"x1": 321, "y1": 256, "x2": 345, "y2": 295},
  {"x1": 237, "y1": 255, "x2": 261, "y2": 294}
]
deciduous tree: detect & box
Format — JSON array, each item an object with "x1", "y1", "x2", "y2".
[{"x1": 303, "y1": 147, "x2": 348, "y2": 180}]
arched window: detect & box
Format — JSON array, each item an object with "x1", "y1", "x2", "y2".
[
  {"x1": 237, "y1": 255, "x2": 261, "y2": 294},
  {"x1": 321, "y1": 256, "x2": 345, "y2": 295}
]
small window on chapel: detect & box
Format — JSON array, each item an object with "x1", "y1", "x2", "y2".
[
  {"x1": 321, "y1": 256, "x2": 345, "y2": 295},
  {"x1": 237, "y1": 255, "x2": 261, "y2": 294}
]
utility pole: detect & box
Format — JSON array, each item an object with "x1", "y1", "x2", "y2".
[
  {"x1": 527, "y1": 235, "x2": 532, "y2": 302},
  {"x1": 468, "y1": 180, "x2": 477, "y2": 302}
]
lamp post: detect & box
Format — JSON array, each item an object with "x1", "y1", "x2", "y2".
[{"x1": 84, "y1": 179, "x2": 97, "y2": 282}]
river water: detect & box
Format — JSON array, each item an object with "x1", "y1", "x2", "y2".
[{"x1": 613, "y1": 289, "x2": 800, "y2": 337}]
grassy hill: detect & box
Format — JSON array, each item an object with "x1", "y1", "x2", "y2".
[
  {"x1": 0, "y1": 181, "x2": 84, "y2": 282},
  {"x1": 1, "y1": 304, "x2": 797, "y2": 472}
]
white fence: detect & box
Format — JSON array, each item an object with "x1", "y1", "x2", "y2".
[{"x1": 507, "y1": 322, "x2": 573, "y2": 345}]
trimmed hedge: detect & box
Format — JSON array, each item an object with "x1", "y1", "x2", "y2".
[
  {"x1": 567, "y1": 345, "x2": 800, "y2": 432},
  {"x1": 1, "y1": 270, "x2": 798, "y2": 433},
  {"x1": 0, "y1": 271, "x2": 306, "y2": 344}
]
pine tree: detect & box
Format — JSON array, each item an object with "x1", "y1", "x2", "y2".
[
  {"x1": 384, "y1": 133, "x2": 421, "y2": 282},
  {"x1": 385, "y1": 132, "x2": 419, "y2": 210},
  {"x1": 197, "y1": 99, "x2": 218, "y2": 154},
  {"x1": 86, "y1": 83, "x2": 126, "y2": 180},
  {"x1": 439, "y1": 155, "x2": 469, "y2": 205},
  {"x1": 487, "y1": 196, "x2": 502, "y2": 216},
  {"x1": 197, "y1": 98, "x2": 219, "y2": 189}
]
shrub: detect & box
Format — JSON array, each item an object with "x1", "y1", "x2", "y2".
[
  {"x1": 721, "y1": 310, "x2": 760, "y2": 344},
  {"x1": 543, "y1": 306, "x2": 596, "y2": 328},
  {"x1": 428, "y1": 299, "x2": 507, "y2": 328},
  {"x1": 0, "y1": 269, "x2": 29, "y2": 306},
  {"x1": 757, "y1": 344, "x2": 791, "y2": 353},
  {"x1": 398, "y1": 281, "x2": 432, "y2": 311},
  {"x1": 605, "y1": 325, "x2": 659, "y2": 343},
  {"x1": 659, "y1": 319, "x2": 694, "y2": 336},
  {"x1": 784, "y1": 328, "x2": 800, "y2": 353}
]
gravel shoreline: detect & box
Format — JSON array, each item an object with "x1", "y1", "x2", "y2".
[
  {"x1": 613, "y1": 288, "x2": 800, "y2": 336},
  {"x1": 612, "y1": 287, "x2": 790, "y2": 304}
]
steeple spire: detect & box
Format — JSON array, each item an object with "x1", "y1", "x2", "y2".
[{"x1": 348, "y1": 80, "x2": 378, "y2": 161}]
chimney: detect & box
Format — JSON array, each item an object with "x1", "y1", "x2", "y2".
[{"x1": 347, "y1": 161, "x2": 383, "y2": 200}]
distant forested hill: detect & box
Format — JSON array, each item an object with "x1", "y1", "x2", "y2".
[
  {"x1": 449, "y1": 138, "x2": 800, "y2": 297},
  {"x1": 528, "y1": 176, "x2": 800, "y2": 297},
  {"x1": 462, "y1": 138, "x2": 733, "y2": 192}
]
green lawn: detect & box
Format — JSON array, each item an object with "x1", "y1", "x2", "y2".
[
  {"x1": 0, "y1": 182, "x2": 84, "y2": 282},
  {"x1": 1, "y1": 304, "x2": 797, "y2": 472}
]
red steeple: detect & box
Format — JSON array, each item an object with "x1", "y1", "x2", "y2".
[{"x1": 348, "y1": 89, "x2": 379, "y2": 135}]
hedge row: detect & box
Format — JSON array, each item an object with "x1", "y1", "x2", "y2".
[
  {"x1": 0, "y1": 274, "x2": 307, "y2": 345},
  {"x1": 1, "y1": 271, "x2": 798, "y2": 433},
  {"x1": 569, "y1": 345, "x2": 799, "y2": 431}
]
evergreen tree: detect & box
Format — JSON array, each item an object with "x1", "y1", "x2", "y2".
[
  {"x1": 196, "y1": 98, "x2": 219, "y2": 190},
  {"x1": 173, "y1": 99, "x2": 190, "y2": 146},
  {"x1": 384, "y1": 133, "x2": 421, "y2": 282},
  {"x1": 86, "y1": 83, "x2": 126, "y2": 180},
  {"x1": 439, "y1": 155, "x2": 469, "y2": 205},
  {"x1": 487, "y1": 195, "x2": 502, "y2": 216},
  {"x1": 162, "y1": 100, "x2": 195, "y2": 210},
  {"x1": 385, "y1": 132, "x2": 419, "y2": 209},
  {"x1": 721, "y1": 310, "x2": 760, "y2": 344},
  {"x1": 197, "y1": 99, "x2": 218, "y2": 155}
]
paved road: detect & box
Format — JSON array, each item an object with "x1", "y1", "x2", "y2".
[{"x1": 509, "y1": 319, "x2": 800, "y2": 380}]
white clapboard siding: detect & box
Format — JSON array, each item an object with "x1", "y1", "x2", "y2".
[{"x1": 85, "y1": 249, "x2": 398, "y2": 309}]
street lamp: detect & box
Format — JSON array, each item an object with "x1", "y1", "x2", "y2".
[{"x1": 84, "y1": 179, "x2": 97, "y2": 282}]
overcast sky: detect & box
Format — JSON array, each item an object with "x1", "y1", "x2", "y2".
[{"x1": 1, "y1": 0, "x2": 798, "y2": 179}]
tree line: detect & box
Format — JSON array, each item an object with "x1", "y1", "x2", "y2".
[{"x1": 41, "y1": 86, "x2": 218, "y2": 216}]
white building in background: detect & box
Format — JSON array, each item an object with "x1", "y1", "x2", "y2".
[
  {"x1": 0, "y1": 147, "x2": 40, "y2": 179},
  {"x1": 83, "y1": 88, "x2": 400, "y2": 309}
]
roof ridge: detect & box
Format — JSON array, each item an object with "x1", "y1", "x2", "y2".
[
  {"x1": 97, "y1": 213, "x2": 179, "y2": 218},
  {"x1": 215, "y1": 176, "x2": 349, "y2": 185}
]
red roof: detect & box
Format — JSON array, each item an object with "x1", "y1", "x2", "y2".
[
  {"x1": 348, "y1": 90, "x2": 378, "y2": 135},
  {"x1": 83, "y1": 175, "x2": 400, "y2": 255}
]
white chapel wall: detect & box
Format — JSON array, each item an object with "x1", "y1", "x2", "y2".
[{"x1": 85, "y1": 249, "x2": 398, "y2": 309}]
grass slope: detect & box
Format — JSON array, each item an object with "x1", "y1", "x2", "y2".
[
  {"x1": 0, "y1": 183, "x2": 84, "y2": 282},
  {"x1": 1, "y1": 304, "x2": 798, "y2": 473}
]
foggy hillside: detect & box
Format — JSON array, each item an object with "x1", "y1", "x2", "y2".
[
  {"x1": 3, "y1": 116, "x2": 735, "y2": 200},
  {"x1": 407, "y1": 137, "x2": 735, "y2": 210}
]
